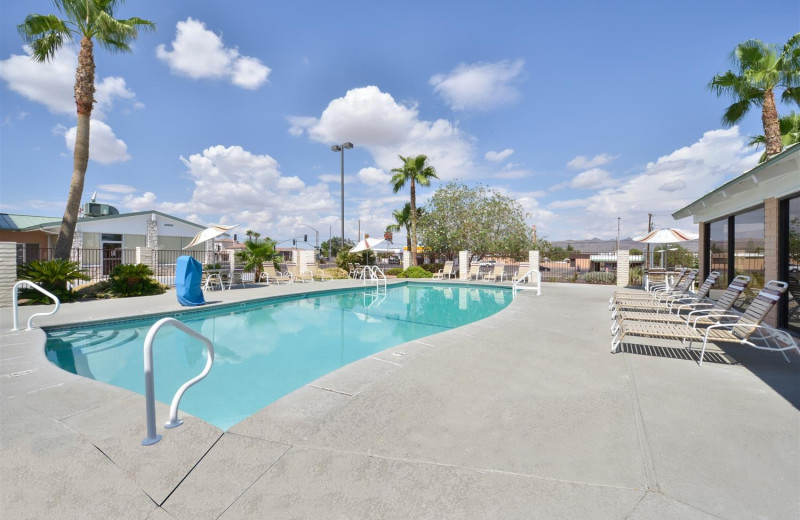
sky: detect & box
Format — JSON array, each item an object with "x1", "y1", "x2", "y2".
[{"x1": 1, "y1": 0, "x2": 799, "y2": 246}]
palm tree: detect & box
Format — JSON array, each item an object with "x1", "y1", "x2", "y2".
[
  {"x1": 390, "y1": 154, "x2": 438, "y2": 266},
  {"x1": 708, "y1": 34, "x2": 800, "y2": 159},
  {"x1": 385, "y1": 203, "x2": 425, "y2": 251},
  {"x1": 236, "y1": 237, "x2": 281, "y2": 281},
  {"x1": 748, "y1": 111, "x2": 800, "y2": 162},
  {"x1": 18, "y1": 1, "x2": 155, "y2": 260}
]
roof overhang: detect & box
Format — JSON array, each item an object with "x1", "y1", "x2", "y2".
[{"x1": 672, "y1": 143, "x2": 800, "y2": 223}]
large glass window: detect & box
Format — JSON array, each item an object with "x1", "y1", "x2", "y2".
[
  {"x1": 733, "y1": 207, "x2": 765, "y2": 309},
  {"x1": 786, "y1": 196, "x2": 800, "y2": 333},
  {"x1": 709, "y1": 219, "x2": 728, "y2": 287}
]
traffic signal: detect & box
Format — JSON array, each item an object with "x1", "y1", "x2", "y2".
[
  {"x1": 233, "y1": 234, "x2": 237, "y2": 242},
  {"x1": 292, "y1": 239, "x2": 296, "y2": 245},
  {"x1": 304, "y1": 234, "x2": 308, "y2": 242}
]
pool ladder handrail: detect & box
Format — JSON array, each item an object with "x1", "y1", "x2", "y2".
[
  {"x1": 512, "y1": 268, "x2": 542, "y2": 296},
  {"x1": 142, "y1": 317, "x2": 214, "y2": 446},
  {"x1": 11, "y1": 280, "x2": 61, "y2": 331},
  {"x1": 360, "y1": 265, "x2": 387, "y2": 292}
]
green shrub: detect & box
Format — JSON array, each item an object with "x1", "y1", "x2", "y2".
[
  {"x1": 584, "y1": 271, "x2": 616, "y2": 284},
  {"x1": 17, "y1": 259, "x2": 90, "y2": 304},
  {"x1": 75, "y1": 281, "x2": 113, "y2": 300},
  {"x1": 416, "y1": 263, "x2": 442, "y2": 274},
  {"x1": 108, "y1": 264, "x2": 166, "y2": 297},
  {"x1": 399, "y1": 266, "x2": 433, "y2": 278},
  {"x1": 324, "y1": 267, "x2": 349, "y2": 279},
  {"x1": 384, "y1": 267, "x2": 403, "y2": 276}
]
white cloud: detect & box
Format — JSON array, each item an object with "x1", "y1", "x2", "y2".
[
  {"x1": 290, "y1": 86, "x2": 476, "y2": 181},
  {"x1": 430, "y1": 59, "x2": 524, "y2": 111},
  {"x1": 0, "y1": 46, "x2": 139, "y2": 119},
  {"x1": 121, "y1": 144, "x2": 335, "y2": 236},
  {"x1": 358, "y1": 167, "x2": 390, "y2": 186},
  {"x1": 63, "y1": 120, "x2": 131, "y2": 163},
  {"x1": 544, "y1": 127, "x2": 759, "y2": 240},
  {"x1": 156, "y1": 18, "x2": 270, "y2": 90},
  {"x1": 569, "y1": 168, "x2": 619, "y2": 189},
  {"x1": 567, "y1": 153, "x2": 619, "y2": 170},
  {"x1": 485, "y1": 148, "x2": 514, "y2": 162}
]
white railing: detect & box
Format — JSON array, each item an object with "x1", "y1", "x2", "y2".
[
  {"x1": 11, "y1": 281, "x2": 61, "y2": 331},
  {"x1": 360, "y1": 265, "x2": 387, "y2": 292},
  {"x1": 512, "y1": 269, "x2": 541, "y2": 296},
  {"x1": 142, "y1": 318, "x2": 214, "y2": 446}
]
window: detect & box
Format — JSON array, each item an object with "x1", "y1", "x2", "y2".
[
  {"x1": 785, "y1": 196, "x2": 800, "y2": 333},
  {"x1": 733, "y1": 207, "x2": 765, "y2": 306},
  {"x1": 708, "y1": 219, "x2": 728, "y2": 287}
]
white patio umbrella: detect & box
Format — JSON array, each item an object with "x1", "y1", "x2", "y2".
[
  {"x1": 350, "y1": 237, "x2": 387, "y2": 265},
  {"x1": 633, "y1": 228, "x2": 698, "y2": 268},
  {"x1": 183, "y1": 224, "x2": 239, "y2": 250}
]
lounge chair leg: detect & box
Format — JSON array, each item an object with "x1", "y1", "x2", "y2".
[{"x1": 611, "y1": 331, "x2": 622, "y2": 353}]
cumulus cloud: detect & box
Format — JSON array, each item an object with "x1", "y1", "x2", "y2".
[
  {"x1": 544, "y1": 127, "x2": 759, "y2": 239},
  {"x1": 430, "y1": 59, "x2": 524, "y2": 111},
  {"x1": 485, "y1": 148, "x2": 514, "y2": 162},
  {"x1": 120, "y1": 144, "x2": 335, "y2": 236},
  {"x1": 569, "y1": 168, "x2": 619, "y2": 189},
  {"x1": 62, "y1": 120, "x2": 131, "y2": 163},
  {"x1": 289, "y1": 86, "x2": 476, "y2": 181},
  {"x1": 567, "y1": 153, "x2": 619, "y2": 170},
  {"x1": 358, "y1": 167, "x2": 390, "y2": 186},
  {"x1": 0, "y1": 45, "x2": 140, "y2": 119},
  {"x1": 156, "y1": 18, "x2": 270, "y2": 89}
]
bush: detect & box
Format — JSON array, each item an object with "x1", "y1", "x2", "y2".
[
  {"x1": 384, "y1": 267, "x2": 403, "y2": 276},
  {"x1": 399, "y1": 266, "x2": 433, "y2": 278},
  {"x1": 324, "y1": 267, "x2": 349, "y2": 279},
  {"x1": 584, "y1": 271, "x2": 616, "y2": 284},
  {"x1": 416, "y1": 263, "x2": 443, "y2": 274},
  {"x1": 108, "y1": 264, "x2": 166, "y2": 297},
  {"x1": 17, "y1": 259, "x2": 90, "y2": 304}
]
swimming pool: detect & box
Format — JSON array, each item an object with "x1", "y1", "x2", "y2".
[{"x1": 45, "y1": 282, "x2": 512, "y2": 430}]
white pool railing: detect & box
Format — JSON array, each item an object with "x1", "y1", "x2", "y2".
[
  {"x1": 360, "y1": 265, "x2": 387, "y2": 293},
  {"x1": 11, "y1": 280, "x2": 61, "y2": 331},
  {"x1": 142, "y1": 318, "x2": 215, "y2": 446},
  {"x1": 512, "y1": 269, "x2": 542, "y2": 296}
]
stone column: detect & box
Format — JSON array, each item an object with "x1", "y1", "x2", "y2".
[
  {"x1": 459, "y1": 251, "x2": 470, "y2": 280},
  {"x1": 136, "y1": 247, "x2": 154, "y2": 268},
  {"x1": 528, "y1": 250, "x2": 540, "y2": 270},
  {"x1": 0, "y1": 242, "x2": 17, "y2": 308},
  {"x1": 70, "y1": 231, "x2": 83, "y2": 265},
  {"x1": 616, "y1": 250, "x2": 630, "y2": 287},
  {"x1": 402, "y1": 250, "x2": 411, "y2": 271},
  {"x1": 763, "y1": 197, "x2": 780, "y2": 327},
  {"x1": 146, "y1": 218, "x2": 159, "y2": 248},
  {"x1": 204, "y1": 241, "x2": 214, "y2": 266}
]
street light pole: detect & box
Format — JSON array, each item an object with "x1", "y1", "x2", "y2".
[{"x1": 331, "y1": 142, "x2": 354, "y2": 252}]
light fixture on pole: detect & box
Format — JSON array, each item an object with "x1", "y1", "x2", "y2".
[{"x1": 331, "y1": 142, "x2": 353, "y2": 250}]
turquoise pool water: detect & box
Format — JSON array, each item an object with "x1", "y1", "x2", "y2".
[{"x1": 45, "y1": 283, "x2": 512, "y2": 430}]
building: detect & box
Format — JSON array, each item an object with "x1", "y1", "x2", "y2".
[{"x1": 673, "y1": 143, "x2": 800, "y2": 332}]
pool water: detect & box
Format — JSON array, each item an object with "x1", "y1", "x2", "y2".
[{"x1": 45, "y1": 283, "x2": 512, "y2": 430}]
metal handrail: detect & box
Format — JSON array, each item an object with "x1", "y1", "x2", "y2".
[
  {"x1": 11, "y1": 281, "x2": 61, "y2": 331},
  {"x1": 360, "y1": 265, "x2": 387, "y2": 292},
  {"x1": 142, "y1": 318, "x2": 214, "y2": 446},
  {"x1": 512, "y1": 269, "x2": 542, "y2": 296}
]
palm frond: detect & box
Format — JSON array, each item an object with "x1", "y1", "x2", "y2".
[
  {"x1": 17, "y1": 14, "x2": 72, "y2": 61},
  {"x1": 722, "y1": 98, "x2": 755, "y2": 126}
]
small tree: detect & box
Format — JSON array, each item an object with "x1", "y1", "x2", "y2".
[{"x1": 236, "y1": 236, "x2": 280, "y2": 280}]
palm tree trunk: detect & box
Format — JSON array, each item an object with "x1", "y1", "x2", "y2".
[
  {"x1": 763, "y1": 88, "x2": 782, "y2": 158},
  {"x1": 54, "y1": 36, "x2": 95, "y2": 260},
  {"x1": 409, "y1": 178, "x2": 417, "y2": 266}
]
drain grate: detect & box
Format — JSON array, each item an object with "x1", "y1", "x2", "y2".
[{"x1": 621, "y1": 343, "x2": 738, "y2": 365}]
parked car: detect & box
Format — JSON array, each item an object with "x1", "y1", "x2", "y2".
[{"x1": 539, "y1": 265, "x2": 551, "y2": 271}]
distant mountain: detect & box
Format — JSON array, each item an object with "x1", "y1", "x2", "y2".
[{"x1": 551, "y1": 238, "x2": 699, "y2": 253}]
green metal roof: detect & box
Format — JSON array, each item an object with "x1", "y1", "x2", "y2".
[{"x1": 0, "y1": 213, "x2": 59, "y2": 231}]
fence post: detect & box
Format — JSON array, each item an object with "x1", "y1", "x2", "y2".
[
  {"x1": 204, "y1": 241, "x2": 214, "y2": 266},
  {"x1": 136, "y1": 247, "x2": 154, "y2": 267},
  {"x1": 70, "y1": 231, "x2": 83, "y2": 265},
  {"x1": 402, "y1": 250, "x2": 411, "y2": 271},
  {"x1": 459, "y1": 251, "x2": 470, "y2": 280},
  {"x1": 0, "y1": 242, "x2": 16, "y2": 308},
  {"x1": 616, "y1": 250, "x2": 630, "y2": 287},
  {"x1": 529, "y1": 250, "x2": 540, "y2": 271}
]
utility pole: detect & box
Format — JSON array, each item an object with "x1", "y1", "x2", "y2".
[{"x1": 616, "y1": 217, "x2": 620, "y2": 252}]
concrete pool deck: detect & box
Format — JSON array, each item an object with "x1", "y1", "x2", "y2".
[{"x1": 1, "y1": 280, "x2": 798, "y2": 519}]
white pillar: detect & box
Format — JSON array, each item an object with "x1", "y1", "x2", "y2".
[
  {"x1": 459, "y1": 250, "x2": 470, "y2": 280},
  {"x1": 402, "y1": 250, "x2": 411, "y2": 270},
  {"x1": 0, "y1": 242, "x2": 16, "y2": 308},
  {"x1": 616, "y1": 250, "x2": 630, "y2": 287},
  {"x1": 528, "y1": 250, "x2": 540, "y2": 271},
  {"x1": 136, "y1": 247, "x2": 154, "y2": 268}
]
